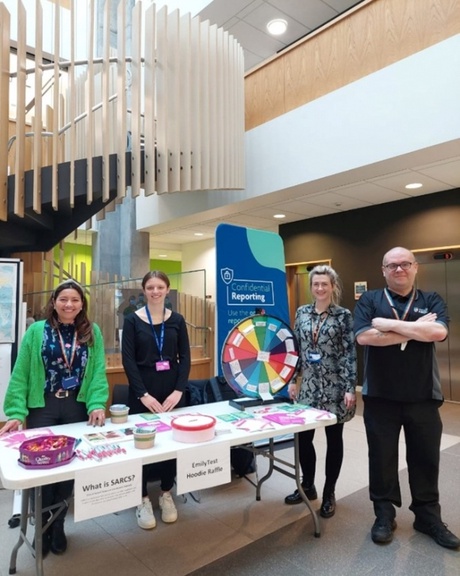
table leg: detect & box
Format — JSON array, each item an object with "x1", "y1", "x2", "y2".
[
  {"x1": 33, "y1": 486, "x2": 45, "y2": 576},
  {"x1": 8, "y1": 487, "x2": 29, "y2": 574},
  {"x1": 251, "y1": 433, "x2": 322, "y2": 537},
  {"x1": 8, "y1": 487, "x2": 46, "y2": 576},
  {"x1": 255, "y1": 438, "x2": 275, "y2": 500}
]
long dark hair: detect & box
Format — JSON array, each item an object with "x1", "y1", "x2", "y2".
[
  {"x1": 141, "y1": 270, "x2": 171, "y2": 289},
  {"x1": 45, "y1": 280, "x2": 94, "y2": 345}
]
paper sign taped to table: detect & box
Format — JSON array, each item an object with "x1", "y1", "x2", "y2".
[
  {"x1": 176, "y1": 441, "x2": 231, "y2": 495},
  {"x1": 74, "y1": 460, "x2": 142, "y2": 521}
]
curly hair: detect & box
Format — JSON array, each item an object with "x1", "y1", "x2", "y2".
[
  {"x1": 309, "y1": 265, "x2": 342, "y2": 306},
  {"x1": 45, "y1": 279, "x2": 94, "y2": 345}
]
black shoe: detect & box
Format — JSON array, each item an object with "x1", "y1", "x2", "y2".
[
  {"x1": 284, "y1": 484, "x2": 317, "y2": 505},
  {"x1": 371, "y1": 518, "x2": 397, "y2": 544},
  {"x1": 320, "y1": 493, "x2": 336, "y2": 518},
  {"x1": 413, "y1": 521, "x2": 460, "y2": 549},
  {"x1": 33, "y1": 531, "x2": 51, "y2": 558},
  {"x1": 50, "y1": 520, "x2": 67, "y2": 554}
]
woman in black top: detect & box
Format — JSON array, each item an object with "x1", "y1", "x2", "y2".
[{"x1": 122, "y1": 271, "x2": 191, "y2": 530}]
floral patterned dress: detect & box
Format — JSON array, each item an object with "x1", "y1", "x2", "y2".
[
  {"x1": 294, "y1": 304, "x2": 357, "y2": 423},
  {"x1": 42, "y1": 322, "x2": 88, "y2": 393}
]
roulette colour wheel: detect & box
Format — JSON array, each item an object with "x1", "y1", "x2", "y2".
[{"x1": 221, "y1": 314, "x2": 299, "y2": 399}]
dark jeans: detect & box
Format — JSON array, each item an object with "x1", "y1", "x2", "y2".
[
  {"x1": 298, "y1": 422, "x2": 344, "y2": 495},
  {"x1": 363, "y1": 396, "x2": 442, "y2": 525},
  {"x1": 27, "y1": 393, "x2": 88, "y2": 521}
]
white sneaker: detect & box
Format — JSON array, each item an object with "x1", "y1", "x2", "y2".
[
  {"x1": 136, "y1": 497, "x2": 156, "y2": 529},
  {"x1": 159, "y1": 492, "x2": 178, "y2": 523}
]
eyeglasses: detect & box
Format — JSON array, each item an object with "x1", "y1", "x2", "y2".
[{"x1": 382, "y1": 261, "x2": 415, "y2": 271}]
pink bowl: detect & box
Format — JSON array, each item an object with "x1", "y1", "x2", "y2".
[{"x1": 19, "y1": 435, "x2": 77, "y2": 467}]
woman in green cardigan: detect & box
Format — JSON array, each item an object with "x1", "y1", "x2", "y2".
[{"x1": 0, "y1": 279, "x2": 109, "y2": 557}]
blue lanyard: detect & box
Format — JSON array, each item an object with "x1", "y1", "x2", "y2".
[{"x1": 145, "y1": 306, "x2": 165, "y2": 359}]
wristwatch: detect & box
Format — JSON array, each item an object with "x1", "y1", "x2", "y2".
[{"x1": 138, "y1": 392, "x2": 148, "y2": 399}]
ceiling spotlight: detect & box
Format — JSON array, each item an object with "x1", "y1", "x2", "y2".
[
  {"x1": 405, "y1": 182, "x2": 423, "y2": 189},
  {"x1": 267, "y1": 19, "x2": 287, "y2": 36},
  {"x1": 273, "y1": 213, "x2": 286, "y2": 219}
]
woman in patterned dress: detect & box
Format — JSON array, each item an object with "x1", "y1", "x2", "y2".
[{"x1": 284, "y1": 265, "x2": 357, "y2": 518}]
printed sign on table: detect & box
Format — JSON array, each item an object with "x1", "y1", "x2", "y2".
[
  {"x1": 176, "y1": 441, "x2": 231, "y2": 495},
  {"x1": 74, "y1": 460, "x2": 142, "y2": 521}
]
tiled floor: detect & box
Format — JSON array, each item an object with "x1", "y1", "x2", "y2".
[{"x1": 1, "y1": 396, "x2": 459, "y2": 576}]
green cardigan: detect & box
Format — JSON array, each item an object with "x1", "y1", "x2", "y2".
[{"x1": 3, "y1": 320, "x2": 109, "y2": 423}]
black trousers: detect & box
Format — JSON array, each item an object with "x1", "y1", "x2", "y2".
[
  {"x1": 298, "y1": 422, "x2": 345, "y2": 495},
  {"x1": 27, "y1": 393, "x2": 88, "y2": 521},
  {"x1": 129, "y1": 388, "x2": 186, "y2": 497},
  {"x1": 363, "y1": 396, "x2": 442, "y2": 525}
]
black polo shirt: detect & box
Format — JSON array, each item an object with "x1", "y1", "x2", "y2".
[{"x1": 353, "y1": 289, "x2": 448, "y2": 402}]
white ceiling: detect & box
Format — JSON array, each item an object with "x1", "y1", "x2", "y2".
[
  {"x1": 90, "y1": 0, "x2": 456, "y2": 262},
  {"x1": 198, "y1": 0, "x2": 361, "y2": 73}
]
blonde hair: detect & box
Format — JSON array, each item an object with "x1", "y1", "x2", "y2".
[{"x1": 309, "y1": 265, "x2": 342, "y2": 306}]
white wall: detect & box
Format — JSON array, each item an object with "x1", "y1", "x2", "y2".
[
  {"x1": 137, "y1": 34, "x2": 460, "y2": 228},
  {"x1": 181, "y1": 239, "x2": 216, "y2": 301}
]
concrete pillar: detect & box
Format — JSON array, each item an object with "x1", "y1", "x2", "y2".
[{"x1": 92, "y1": 191, "x2": 150, "y2": 280}]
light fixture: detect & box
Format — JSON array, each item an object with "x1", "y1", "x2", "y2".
[
  {"x1": 194, "y1": 232, "x2": 204, "y2": 236},
  {"x1": 273, "y1": 213, "x2": 286, "y2": 219},
  {"x1": 159, "y1": 254, "x2": 168, "y2": 258},
  {"x1": 405, "y1": 182, "x2": 423, "y2": 189},
  {"x1": 267, "y1": 19, "x2": 287, "y2": 36}
]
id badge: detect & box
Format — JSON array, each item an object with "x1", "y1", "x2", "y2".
[
  {"x1": 156, "y1": 360, "x2": 171, "y2": 372},
  {"x1": 307, "y1": 351, "x2": 322, "y2": 364},
  {"x1": 62, "y1": 376, "x2": 79, "y2": 390}
]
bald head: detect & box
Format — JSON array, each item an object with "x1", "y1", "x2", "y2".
[
  {"x1": 382, "y1": 247, "x2": 418, "y2": 295},
  {"x1": 382, "y1": 247, "x2": 415, "y2": 265}
]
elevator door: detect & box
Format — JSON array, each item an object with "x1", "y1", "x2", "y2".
[{"x1": 415, "y1": 252, "x2": 460, "y2": 402}]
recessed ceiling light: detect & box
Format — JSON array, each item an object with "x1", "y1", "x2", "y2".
[
  {"x1": 267, "y1": 19, "x2": 287, "y2": 36},
  {"x1": 194, "y1": 232, "x2": 204, "y2": 236},
  {"x1": 405, "y1": 182, "x2": 423, "y2": 189},
  {"x1": 273, "y1": 213, "x2": 286, "y2": 219}
]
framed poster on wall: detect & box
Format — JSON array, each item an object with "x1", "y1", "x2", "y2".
[{"x1": 0, "y1": 258, "x2": 23, "y2": 420}]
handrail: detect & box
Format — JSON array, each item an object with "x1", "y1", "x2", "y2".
[
  {"x1": 185, "y1": 321, "x2": 212, "y2": 332},
  {"x1": 7, "y1": 97, "x2": 144, "y2": 152},
  {"x1": 8, "y1": 55, "x2": 143, "y2": 153}
]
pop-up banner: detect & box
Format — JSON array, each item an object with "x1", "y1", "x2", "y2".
[{"x1": 215, "y1": 223, "x2": 289, "y2": 376}]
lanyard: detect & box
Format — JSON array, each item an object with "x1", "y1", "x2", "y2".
[
  {"x1": 310, "y1": 310, "x2": 329, "y2": 347},
  {"x1": 56, "y1": 327, "x2": 78, "y2": 375},
  {"x1": 145, "y1": 306, "x2": 165, "y2": 359},
  {"x1": 384, "y1": 288, "x2": 416, "y2": 320}
]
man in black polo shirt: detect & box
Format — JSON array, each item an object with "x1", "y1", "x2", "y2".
[{"x1": 354, "y1": 246, "x2": 460, "y2": 549}]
